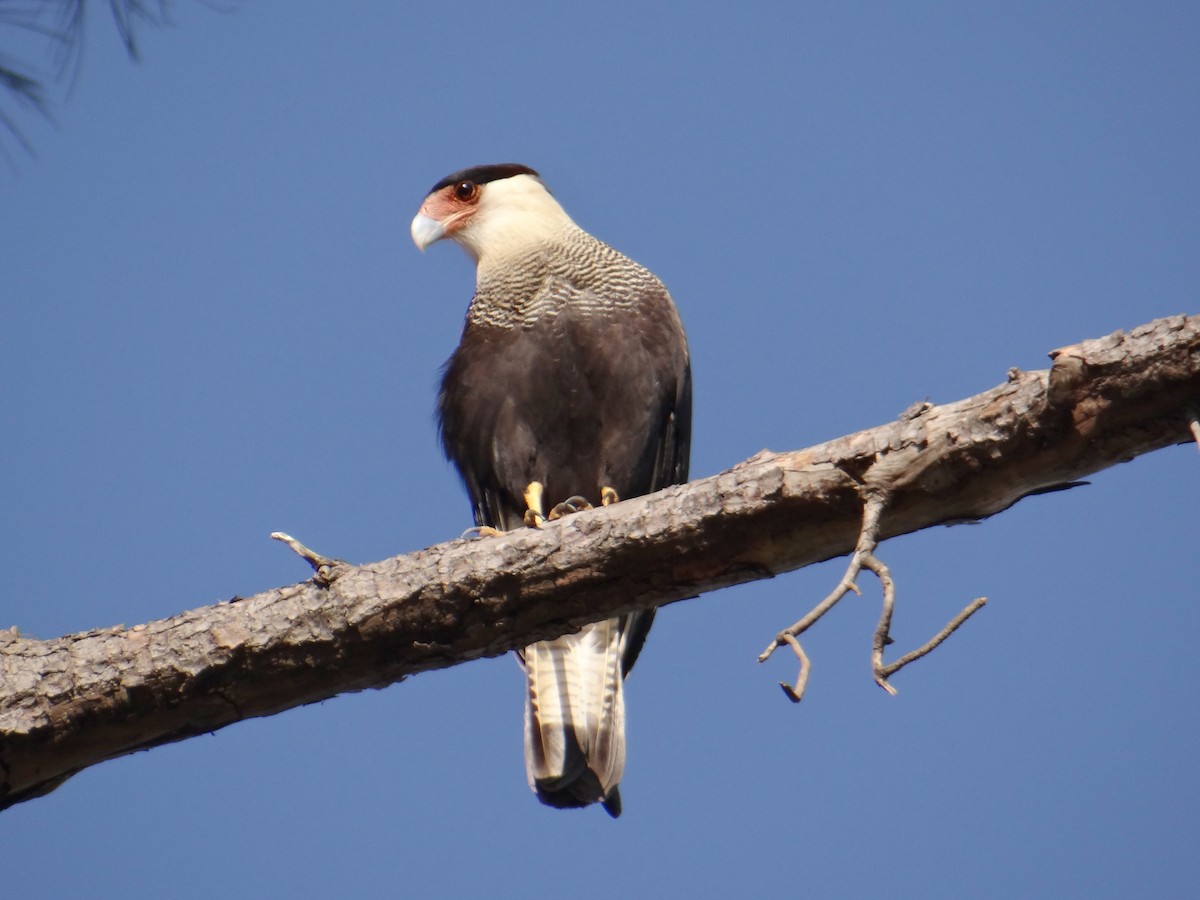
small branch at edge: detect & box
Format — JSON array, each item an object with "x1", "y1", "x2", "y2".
[{"x1": 270, "y1": 532, "x2": 344, "y2": 583}]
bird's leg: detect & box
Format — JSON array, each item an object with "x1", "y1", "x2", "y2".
[
  {"x1": 462, "y1": 481, "x2": 550, "y2": 536},
  {"x1": 600, "y1": 486, "x2": 620, "y2": 507},
  {"x1": 523, "y1": 481, "x2": 547, "y2": 527},
  {"x1": 547, "y1": 495, "x2": 593, "y2": 520}
]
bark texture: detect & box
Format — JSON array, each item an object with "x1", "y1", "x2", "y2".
[{"x1": 1, "y1": 314, "x2": 1196, "y2": 810}]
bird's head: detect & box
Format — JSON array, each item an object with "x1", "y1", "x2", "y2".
[{"x1": 411, "y1": 164, "x2": 573, "y2": 263}]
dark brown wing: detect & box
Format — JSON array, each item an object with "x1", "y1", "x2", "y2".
[
  {"x1": 439, "y1": 290, "x2": 689, "y2": 509},
  {"x1": 438, "y1": 267, "x2": 690, "y2": 673}
]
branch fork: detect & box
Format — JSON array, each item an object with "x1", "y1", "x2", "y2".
[{"x1": 759, "y1": 490, "x2": 987, "y2": 702}]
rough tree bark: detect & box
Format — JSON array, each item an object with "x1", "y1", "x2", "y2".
[{"x1": 1, "y1": 314, "x2": 1196, "y2": 811}]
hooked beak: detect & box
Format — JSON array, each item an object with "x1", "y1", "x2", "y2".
[{"x1": 410, "y1": 213, "x2": 445, "y2": 252}]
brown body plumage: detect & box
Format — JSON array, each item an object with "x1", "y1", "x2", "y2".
[{"x1": 413, "y1": 165, "x2": 690, "y2": 815}]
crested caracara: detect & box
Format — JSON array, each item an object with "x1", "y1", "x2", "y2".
[{"x1": 412, "y1": 164, "x2": 691, "y2": 816}]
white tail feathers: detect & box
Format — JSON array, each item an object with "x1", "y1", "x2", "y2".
[{"x1": 522, "y1": 617, "x2": 627, "y2": 815}]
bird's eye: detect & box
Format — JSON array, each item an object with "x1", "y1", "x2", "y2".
[{"x1": 454, "y1": 181, "x2": 477, "y2": 201}]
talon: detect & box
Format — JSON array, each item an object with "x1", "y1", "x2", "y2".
[
  {"x1": 522, "y1": 481, "x2": 546, "y2": 526},
  {"x1": 461, "y1": 525, "x2": 506, "y2": 539},
  {"x1": 600, "y1": 486, "x2": 619, "y2": 507},
  {"x1": 548, "y1": 495, "x2": 593, "y2": 520}
]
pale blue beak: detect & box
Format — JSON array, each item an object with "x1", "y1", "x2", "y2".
[{"x1": 411, "y1": 213, "x2": 445, "y2": 251}]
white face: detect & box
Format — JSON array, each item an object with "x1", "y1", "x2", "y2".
[{"x1": 411, "y1": 173, "x2": 572, "y2": 263}]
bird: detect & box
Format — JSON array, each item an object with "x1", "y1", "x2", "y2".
[{"x1": 411, "y1": 164, "x2": 691, "y2": 816}]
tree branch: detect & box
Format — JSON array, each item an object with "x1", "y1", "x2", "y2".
[{"x1": 1, "y1": 313, "x2": 1196, "y2": 810}]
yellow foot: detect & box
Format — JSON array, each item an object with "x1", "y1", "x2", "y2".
[
  {"x1": 523, "y1": 481, "x2": 546, "y2": 527},
  {"x1": 461, "y1": 525, "x2": 506, "y2": 539},
  {"x1": 600, "y1": 486, "x2": 620, "y2": 507},
  {"x1": 548, "y1": 496, "x2": 593, "y2": 520}
]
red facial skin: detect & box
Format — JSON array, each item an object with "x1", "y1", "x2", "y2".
[{"x1": 417, "y1": 180, "x2": 481, "y2": 239}]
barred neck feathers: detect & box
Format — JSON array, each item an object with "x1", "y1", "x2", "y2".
[{"x1": 468, "y1": 229, "x2": 663, "y2": 330}]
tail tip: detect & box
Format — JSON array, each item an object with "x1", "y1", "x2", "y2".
[{"x1": 602, "y1": 788, "x2": 622, "y2": 818}]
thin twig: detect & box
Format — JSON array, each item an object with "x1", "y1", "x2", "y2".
[
  {"x1": 270, "y1": 531, "x2": 344, "y2": 583},
  {"x1": 878, "y1": 598, "x2": 989, "y2": 682},
  {"x1": 866, "y1": 520, "x2": 987, "y2": 693},
  {"x1": 864, "y1": 551, "x2": 899, "y2": 695},
  {"x1": 758, "y1": 492, "x2": 888, "y2": 700},
  {"x1": 756, "y1": 565, "x2": 861, "y2": 664},
  {"x1": 777, "y1": 634, "x2": 810, "y2": 703}
]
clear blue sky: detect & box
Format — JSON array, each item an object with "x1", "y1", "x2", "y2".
[{"x1": 2, "y1": 3, "x2": 1197, "y2": 897}]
